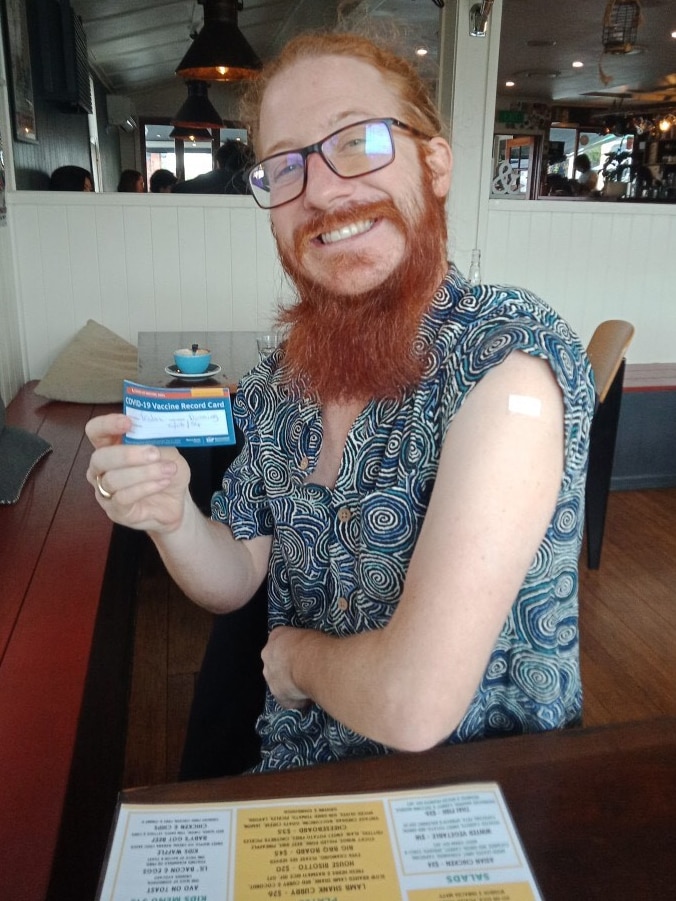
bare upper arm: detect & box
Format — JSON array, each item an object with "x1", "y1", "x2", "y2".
[
  {"x1": 384, "y1": 350, "x2": 565, "y2": 730},
  {"x1": 411, "y1": 349, "x2": 564, "y2": 601}
]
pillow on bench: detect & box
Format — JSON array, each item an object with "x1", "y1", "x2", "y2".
[
  {"x1": 0, "y1": 396, "x2": 52, "y2": 504},
  {"x1": 35, "y1": 320, "x2": 138, "y2": 404}
]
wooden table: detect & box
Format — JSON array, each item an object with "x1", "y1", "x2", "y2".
[
  {"x1": 137, "y1": 330, "x2": 261, "y2": 392},
  {"x1": 120, "y1": 717, "x2": 676, "y2": 900}
]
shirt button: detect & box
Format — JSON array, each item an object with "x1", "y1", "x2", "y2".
[
  {"x1": 337, "y1": 597, "x2": 349, "y2": 612},
  {"x1": 299, "y1": 456, "x2": 310, "y2": 471},
  {"x1": 337, "y1": 506, "x2": 352, "y2": 522}
]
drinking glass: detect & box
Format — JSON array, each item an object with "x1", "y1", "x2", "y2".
[{"x1": 256, "y1": 332, "x2": 280, "y2": 361}]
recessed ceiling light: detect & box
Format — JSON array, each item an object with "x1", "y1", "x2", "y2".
[
  {"x1": 526, "y1": 40, "x2": 557, "y2": 48},
  {"x1": 415, "y1": 46, "x2": 428, "y2": 57},
  {"x1": 671, "y1": 30, "x2": 676, "y2": 39},
  {"x1": 572, "y1": 60, "x2": 584, "y2": 68},
  {"x1": 505, "y1": 80, "x2": 515, "y2": 87}
]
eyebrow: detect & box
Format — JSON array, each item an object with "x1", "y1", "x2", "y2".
[{"x1": 262, "y1": 110, "x2": 382, "y2": 157}]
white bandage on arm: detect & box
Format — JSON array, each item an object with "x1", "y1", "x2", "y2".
[{"x1": 508, "y1": 394, "x2": 542, "y2": 418}]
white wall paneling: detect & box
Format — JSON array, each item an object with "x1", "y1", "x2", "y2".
[
  {"x1": 0, "y1": 14, "x2": 25, "y2": 402},
  {"x1": 0, "y1": 226, "x2": 24, "y2": 402},
  {"x1": 484, "y1": 200, "x2": 675, "y2": 363},
  {"x1": 6, "y1": 191, "x2": 676, "y2": 384},
  {"x1": 8, "y1": 192, "x2": 284, "y2": 379}
]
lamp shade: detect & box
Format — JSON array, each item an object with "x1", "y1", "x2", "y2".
[
  {"x1": 169, "y1": 125, "x2": 215, "y2": 141},
  {"x1": 171, "y1": 81, "x2": 223, "y2": 129},
  {"x1": 176, "y1": 0, "x2": 261, "y2": 82}
]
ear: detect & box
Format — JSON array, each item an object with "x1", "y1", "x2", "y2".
[{"x1": 425, "y1": 136, "x2": 453, "y2": 198}]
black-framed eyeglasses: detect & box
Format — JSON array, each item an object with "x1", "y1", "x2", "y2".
[{"x1": 248, "y1": 117, "x2": 429, "y2": 210}]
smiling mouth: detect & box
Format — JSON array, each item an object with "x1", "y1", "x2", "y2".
[{"x1": 319, "y1": 219, "x2": 375, "y2": 245}]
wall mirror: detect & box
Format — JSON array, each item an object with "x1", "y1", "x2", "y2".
[{"x1": 494, "y1": 0, "x2": 676, "y2": 201}]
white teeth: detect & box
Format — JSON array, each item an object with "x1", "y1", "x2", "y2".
[{"x1": 320, "y1": 219, "x2": 374, "y2": 244}]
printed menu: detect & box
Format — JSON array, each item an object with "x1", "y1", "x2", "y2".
[{"x1": 97, "y1": 782, "x2": 543, "y2": 901}]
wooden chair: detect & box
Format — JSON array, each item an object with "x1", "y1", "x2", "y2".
[{"x1": 585, "y1": 319, "x2": 635, "y2": 569}]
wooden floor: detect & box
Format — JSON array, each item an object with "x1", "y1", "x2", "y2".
[{"x1": 123, "y1": 487, "x2": 676, "y2": 789}]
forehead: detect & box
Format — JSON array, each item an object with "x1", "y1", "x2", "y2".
[{"x1": 259, "y1": 54, "x2": 400, "y2": 154}]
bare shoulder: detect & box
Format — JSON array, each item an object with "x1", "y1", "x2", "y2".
[
  {"x1": 481, "y1": 348, "x2": 562, "y2": 390},
  {"x1": 456, "y1": 349, "x2": 564, "y2": 432}
]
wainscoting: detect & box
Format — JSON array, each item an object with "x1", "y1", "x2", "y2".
[{"x1": 6, "y1": 192, "x2": 676, "y2": 392}]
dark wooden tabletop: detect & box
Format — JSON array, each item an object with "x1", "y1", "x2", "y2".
[
  {"x1": 1, "y1": 384, "x2": 132, "y2": 901},
  {"x1": 121, "y1": 716, "x2": 676, "y2": 900}
]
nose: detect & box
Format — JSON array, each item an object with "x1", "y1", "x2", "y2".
[{"x1": 302, "y1": 151, "x2": 354, "y2": 209}]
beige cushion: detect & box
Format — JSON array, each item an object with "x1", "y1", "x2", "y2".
[{"x1": 35, "y1": 320, "x2": 138, "y2": 403}]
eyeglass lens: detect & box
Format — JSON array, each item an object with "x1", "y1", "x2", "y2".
[{"x1": 250, "y1": 119, "x2": 396, "y2": 209}]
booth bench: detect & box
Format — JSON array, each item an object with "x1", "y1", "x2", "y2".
[{"x1": 0, "y1": 382, "x2": 142, "y2": 901}]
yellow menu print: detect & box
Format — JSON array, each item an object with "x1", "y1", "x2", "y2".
[
  {"x1": 235, "y1": 800, "x2": 401, "y2": 899},
  {"x1": 97, "y1": 782, "x2": 543, "y2": 901}
]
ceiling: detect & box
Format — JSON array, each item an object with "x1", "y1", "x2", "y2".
[{"x1": 69, "y1": 0, "x2": 676, "y2": 115}]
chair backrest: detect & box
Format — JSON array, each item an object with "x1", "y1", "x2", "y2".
[{"x1": 586, "y1": 320, "x2": 635, "y2": 403}]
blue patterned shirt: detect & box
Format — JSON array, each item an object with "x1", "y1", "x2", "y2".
[{"x1": 212, "y1": 266, "x2": 595, "y2": 771}]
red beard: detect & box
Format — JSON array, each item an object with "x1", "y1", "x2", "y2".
[{"x1": 276, "y1": 173, "x2": 448, "y2": 403}]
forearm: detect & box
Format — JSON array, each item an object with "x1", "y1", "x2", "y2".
[
  {"x1": 150, "y1": 495, "x2": 269, "y2": 613},
  {"x1": 271, "y1": 617, "x2": 477, "y2": 752},
  {"x1": 293, "y1": 628, "x2": 417, "y2": 748}
]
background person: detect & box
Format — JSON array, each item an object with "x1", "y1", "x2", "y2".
[
  {"x1": 117, "y1": 169, "x2": 145, "y2": 192},
  {"x1": 49, "y1": 165, "x2": 93, "y2": 191},
  {"x1": 573, "y1": 154, "x2": 598, "y2": 194},
  {"x1": 149, "y1": 168, "x2": 177, "y2": 193},
  {"x1": 173, "y1": 140, "x2": 254, "y2": 194},
  {"x1": 86, "y1": 31, "x2": 595, "y2": 774}
]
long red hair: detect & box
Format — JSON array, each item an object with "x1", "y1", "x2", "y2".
[{"x1": 240, "y1": 31, "x2": 445, "y2": 153}]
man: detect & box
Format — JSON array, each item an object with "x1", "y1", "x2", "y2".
[
  {"x1": 86, "y1": 32, "x2": 594, "y2": 772},
  {"x1": 173, "y1": 139, "x2": 254, "y2": 194},
  {"x1": 49, "y1": 165, "x2": 94, "y2": 192},
  {"x1": 149, "y1": 168, "x2": 178, "y2": 193},
  {"x1": 573, "y1": 154, "x2": 599, "y2": 195}
]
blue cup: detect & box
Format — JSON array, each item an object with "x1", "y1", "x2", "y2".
[{"x1": 173, "y1": 346, "x2": 212, "y2": 374}]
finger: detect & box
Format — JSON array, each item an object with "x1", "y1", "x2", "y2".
[
  {"x1": 105, "y1": 463, "x2": 180, "y2": 503},
  {"x1": 87, "y1": 443, "x2": 154, "y2": 491},
  {"x1": 85, "y1": 413, "x2": 133, "y2": 448},
  {"x1": 88, "y1": 453, "x2": 179, "y2": 500},
  {"x1": 89, "y1": 463, "x2": 187, "y2": 531}
]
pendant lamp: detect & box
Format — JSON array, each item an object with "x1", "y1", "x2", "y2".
[
  {"x1": 176, "y1": 0, "x2": 261, "y2": 82},
  {"x1": 169, "y1": 125, "x2": 215, "y2": 141},
  {"x1": 171, "y1": 80, "x2": 223, "y2": 129}
]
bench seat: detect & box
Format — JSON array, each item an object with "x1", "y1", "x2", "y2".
[{"x1": 0, "y1": 382, "x2": 141, "y2": 901}]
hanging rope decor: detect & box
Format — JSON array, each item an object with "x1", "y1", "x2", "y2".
[{"x1": 599, "y1": 0, "x2": 643, "y2": 85}]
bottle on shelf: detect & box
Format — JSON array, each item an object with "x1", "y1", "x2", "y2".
[{"x1": 468, "y1": 249, "x2": 482, "y2": 286}]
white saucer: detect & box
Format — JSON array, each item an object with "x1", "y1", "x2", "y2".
[{"x1": 165, "y1": 362, "x2": 222, "y2": 382}]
